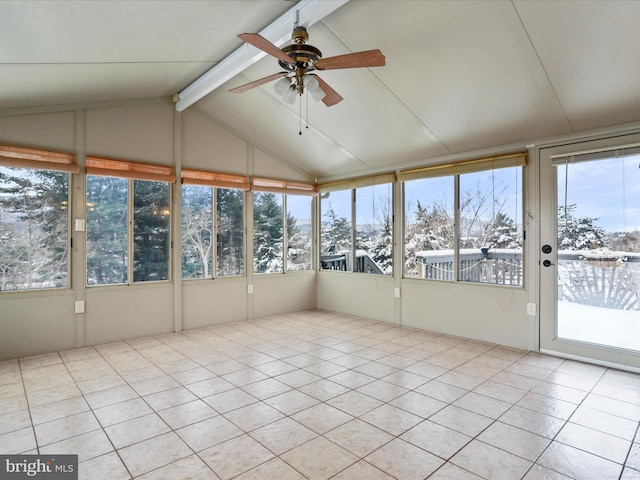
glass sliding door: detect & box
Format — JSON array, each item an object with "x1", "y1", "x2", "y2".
[{"x1": 540, "y1": 135, "x2": 640, "y2": 368}]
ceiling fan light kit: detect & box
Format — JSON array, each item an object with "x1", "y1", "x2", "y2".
[{"x1": 230, "y1": 25, "x2": 385, "y2": 108}]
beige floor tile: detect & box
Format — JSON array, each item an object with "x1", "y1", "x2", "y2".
[
  {"x1": 478, "y1": 422, "x2": 550, "y2": 462},
  {"x1": 326, "y1": 390, "x2": 384, "y2": 417},
  {"x1": 1, "y1": 393, "x2": 28, "y2": 415},
  {"x1": 281, "y1": 436, "x2": 358, "y2": 480},
  {"x1": 415, "y1": 380, "x2": 467, "y2": 403},
  {"x1": 621, "y1": 468, "x2": 640, "y2": 480},
  {"x1": 254, "y1": 360, "x2": 298, "y2": 376},
  {"x1": 185, "y1": 376, "x2": 235, "y2": 397},
  {"x1": 429, "y1": 463, "x2": 484, "y2": 479},
  {"x1": 516, "y1": 392, "x2": 577, "y2": 420},
  {"x1": 249, "y1": 417, "x2": 317, "y2": 455},
  {"x1": 143, "y1": 386, "x2": 197, "y2": 411},
  {"x1": 40, "y1": 429, "x2": 113, "y2": 462},
  {"x1": 582, "y1": 393, "x2": 640, "y2": 421},
  {"x1": 93, "y1": 397, "x2": 152, "y2": 427},
  {"x1": 0, "y1": 409, "x2": 32, "y2": 435},
  {"x1": 203, "y1": 387, "x2": 258, "y2": 413},
  {"x1": 401, "y1": 420, "x2": 471, "y2": 459},
  {"x1": 176, "y1": 415, "x2": 243, "y2": 452},
  {"x1": 356, "y1": 379, "x2": 408, "y2": 402},
  {"x1": 570, "y1": 404, "x2": 638, "y2": 440},
  {"x1": 136, "y1": 454, "x2": 219, "y2": 480},
  {"x1": 234, "y1": 457, "x2": 306, "y2": 480},
  {"x1": 170, "y1": 366, "x2": 216, "y2": 385},
  {"x1": 325, "y1": 419, "x2": 394, "y2": 457},
  {"x1": 538, "y1": 441, "x2": 623, "y2": 479},
  {"x1": 453, "y1": 392, "x2": 511, "y2": 419},
  {"x1": 118, "y1": 431, "x2": 192, "y2": 477},
  {"x1": 523, "y1": 464, "x2": 573, "y2": 480},
  {"x1": 531, "y1": 381, "x2": 588, "y2": 404},
  {"x1": 104, "y1": 413, "x2": 170, "y2": 449},
  {"x1": 291, "y1": 402, "x2": 352, "y2": 434},
  {"x1": 298, "y1": 379, "x2": 349, "y2": 401},
  {"x1": 389, "y1": 391, "x2": 447, "y2": 418},
  {"x1": 130, "y1": 375, "x2": 180, "y2": 396},
  {"x1": 329, "y1": 370, "x2": 376, "y2": 389},
  {"x1": 223, "y1": 401, "x2": 284, "y2": 431},
  {"x1": 330, "y1": 460, "x2": 394, "y2": 479},
  {"x1": 34, "y1": 411, "x2": 101, "y2": 446},
  {"x1": 556, "y1": 422, "x2": 631, "y2": 464},
  {"x1": 0, "y1": 427, "x2": 37, "y2": 454},
  {"x1": 27, "y1": 383, "x2": 82, "y2": 407},
  {"x1": 263, "y1": 389, "x2": 319, "y2": 415},
  {"x1": 275, "y1": 369, "x2": 322, "y2": 388},
  {"x1": 429, "y1": 405, "x2": 493, "y2": 437},
  {"x1": 360, "y1": 404, "x2": 423, "y2": 436},
  {"x1": 472, "y1": 380, "x2": 527, "y2": 404},
  {"x1": 222, "y1": 367, "x2": 269, "y2": 387},
  {"x1": 201, "y1": 434, "x2": 275, "y2": 480},
  {"x1": 499, "y1": 405, "x2": 565, "y2": 439},
  {"x1": 366, "y1": 438, "x2": 443, "y2": 480},
  {"x1": 78, "y1": 452, "x2": 130, "y2": 480},
  {"x1": 30, "y1": 396, "x2": 91, "y2": 425},
  {"x1": 156, "y1": 399, "x2": 217, "y2": 429},
  {"x1": 451, "y1": 440, "x2": 532, "y2": 480},
  {"x1": 241, "y1": 378, "x2": 292, "y2": 400}
]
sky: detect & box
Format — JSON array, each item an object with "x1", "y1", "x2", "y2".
[{"x1": 557, "y1": 152, "x2": 640, "y2": 232}]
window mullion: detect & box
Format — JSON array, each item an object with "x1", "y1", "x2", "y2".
[
  {"x1": 212, "y1": 187, "x2": 217, "y2": 279},
  {"x1": 454, "y1": 174, "x2": 460, "y2": 282},
  {"x1": 128, "y1": 178, "x2": 134, "y2": 285},
  {"x1": 282, "y1": 194, "x2": 288, "y2": 273}
]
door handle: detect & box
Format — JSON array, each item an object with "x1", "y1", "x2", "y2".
[{"x1": 542, "y1": 259, "x2": 556, "y2": 267}]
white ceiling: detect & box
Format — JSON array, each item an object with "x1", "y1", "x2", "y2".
[{"x1": 1, "y1": 0, "x2": 639, "y2": 181}]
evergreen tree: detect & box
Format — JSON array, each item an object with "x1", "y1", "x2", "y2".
[
  {"x1": 482, "y1": 212, "x2": 521, "y2": 249},
  {"x1": 369, "y1": 210, "x2": 393, "y2": 274},
  {"x1": 217, "y1": 188, "x2": 244, "y2": 276},
  {"x1": 253, "y1": 192, "x2": 284, "y2": 273},
  {"x1": 86, "y1": 176, "x2": 128, "y2": 285},
  {"x1": 558, "y1": 204, "x2": 608, "y2": 250},
  {"x1": 404, "y1": 200, "x2": 454, "y2": 275},
  {"x1": 0, "y1": 167, "x2": 68, "y2": 290},
  {"x1": 321, "y1": 202, "x2": 351, "y2": 253},
  {"x1": 133, "y1": 180, "x2": 170, "y2": 282}
]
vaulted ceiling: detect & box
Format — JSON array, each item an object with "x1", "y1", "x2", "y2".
[{"x1": 2, "y1": 0, "x2": 639, "y2": 180}]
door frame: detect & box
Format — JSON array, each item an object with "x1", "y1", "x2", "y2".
[{"x1": 538, "y1": 133, "x2": 640, "y2": 370}]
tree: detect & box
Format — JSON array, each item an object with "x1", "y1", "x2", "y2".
[
  {"x1": 321, "y1": 202, "x2": 351, "y2": 253},
  {"x1": 86, "y1": 176, "x2": 128, "y2": 285},
  {"x1": 133, "y1": 180, "x2": 170, "y2": 282},
  {"x1": 404, "y1": 200, "x2": 454, "y2": 274},
  {"x1": 217, "y1": 188, "x2": 244, "y2": 276},
  {"x1": 558, "y1": 204, "x2": 607, "y2": 251},
  {"x1": 0, "y1": 167, "x2": 68, "y2": 290},
  {"x1": 181, "y1": 185, "x2": 213, "y2": 278},
  {"x1": 253, "y1": 192, "x2": 284, "y2": 273},
  {"x1": 482, "y1": 212, "x2": 521, "y2": 249}
]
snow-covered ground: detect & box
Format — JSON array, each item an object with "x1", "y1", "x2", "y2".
[{"x1": 558, "y1": 300, "x2": 640, "y2": 351}]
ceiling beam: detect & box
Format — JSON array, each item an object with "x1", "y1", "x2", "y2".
[{"x1": 174, "y1": 0, "x2": 349, "y2": 112}]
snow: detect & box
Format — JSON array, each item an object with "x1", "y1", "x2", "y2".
[{"x1": 558, "y1": 300, "x2": 640, "y2": 351}]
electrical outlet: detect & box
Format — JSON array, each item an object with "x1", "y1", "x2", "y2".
[
  {"x1": 394, "y1": 288, "x2": 400, "y2": 298},
  {"x1": 247, "y1": 284, "x2": 253, "y2": 294},
  {"x1": 75, "y1": 219, "x2": 85, "y2": 232},
  {"x1": 527, "y1": 303, "x2": 536, "y2": 316},
  {"x1": 75, "y1": 301, "x2": 85, "y2": 314}
]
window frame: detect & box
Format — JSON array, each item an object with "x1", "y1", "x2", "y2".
[
  {"x1": 85, "y1": 157, "x2": 174, "y2": 287},
  {"x1": 401, "y1": 152, "x2": 526, "y2": 287}
]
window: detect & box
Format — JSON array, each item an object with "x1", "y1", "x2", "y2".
[
  {"x1": 253, "y1": 192, "x2": 284, "y2": 273},
  {"x1": 86, "y1": 157, "x2": 174, "y2": 286},
  {"x1": 251, "y1": 177, "x2": 315, "y2": 274},
  {"x1": 319, "y1": 174, "x2": 394, "y2": 275},
  {"x1": 355, "y1": 184, "x2": 393, "y2": 275},
  {"x1": 287, "y1": 194, "x2": 312, "y2": 271},
  {"x1": 401, "y1": 152, "x2": 525, "y2": 286},
  {"x1": 404, "y1": 176, "x2": 455, "y2": 279},
  {"x1": 0, "y1": 145, "x2": 77, "y2": 292},
  {"x1": 320, "y1": 189, "x2": 352, "y2": 271},
  {"x1": 181, "y1": 169, "x2": 247, "y2": 279}
]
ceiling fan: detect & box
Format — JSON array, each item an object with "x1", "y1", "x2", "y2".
[{"x1": 229, "y1": 25, "x2": 385, "y2": 107}]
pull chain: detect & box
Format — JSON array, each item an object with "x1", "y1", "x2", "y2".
[{"x1": 299, "y1": 95, "x2": 302, "y2": 135}]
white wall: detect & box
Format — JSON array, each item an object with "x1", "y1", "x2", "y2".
[{"x1": 0, "y1": 100, "x2": 319, "y2": 360}]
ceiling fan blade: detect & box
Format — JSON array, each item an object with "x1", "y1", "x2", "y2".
[
  {"x1": 312, "y1": 75, "x2": 343, "y2": 107},
  {"x1": 228, "y1": 72, "x2": 288, "y2": 94},
  {"x1": 238, "y1": 33, "x2": 293, "y2": 64},
  {"x1": 315, "y1": 49, "x2": 385, "y2": 71}
]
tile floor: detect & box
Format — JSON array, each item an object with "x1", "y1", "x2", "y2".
[{"x1": 1, "y1": 309, "x2": 640, "y2": 479}]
